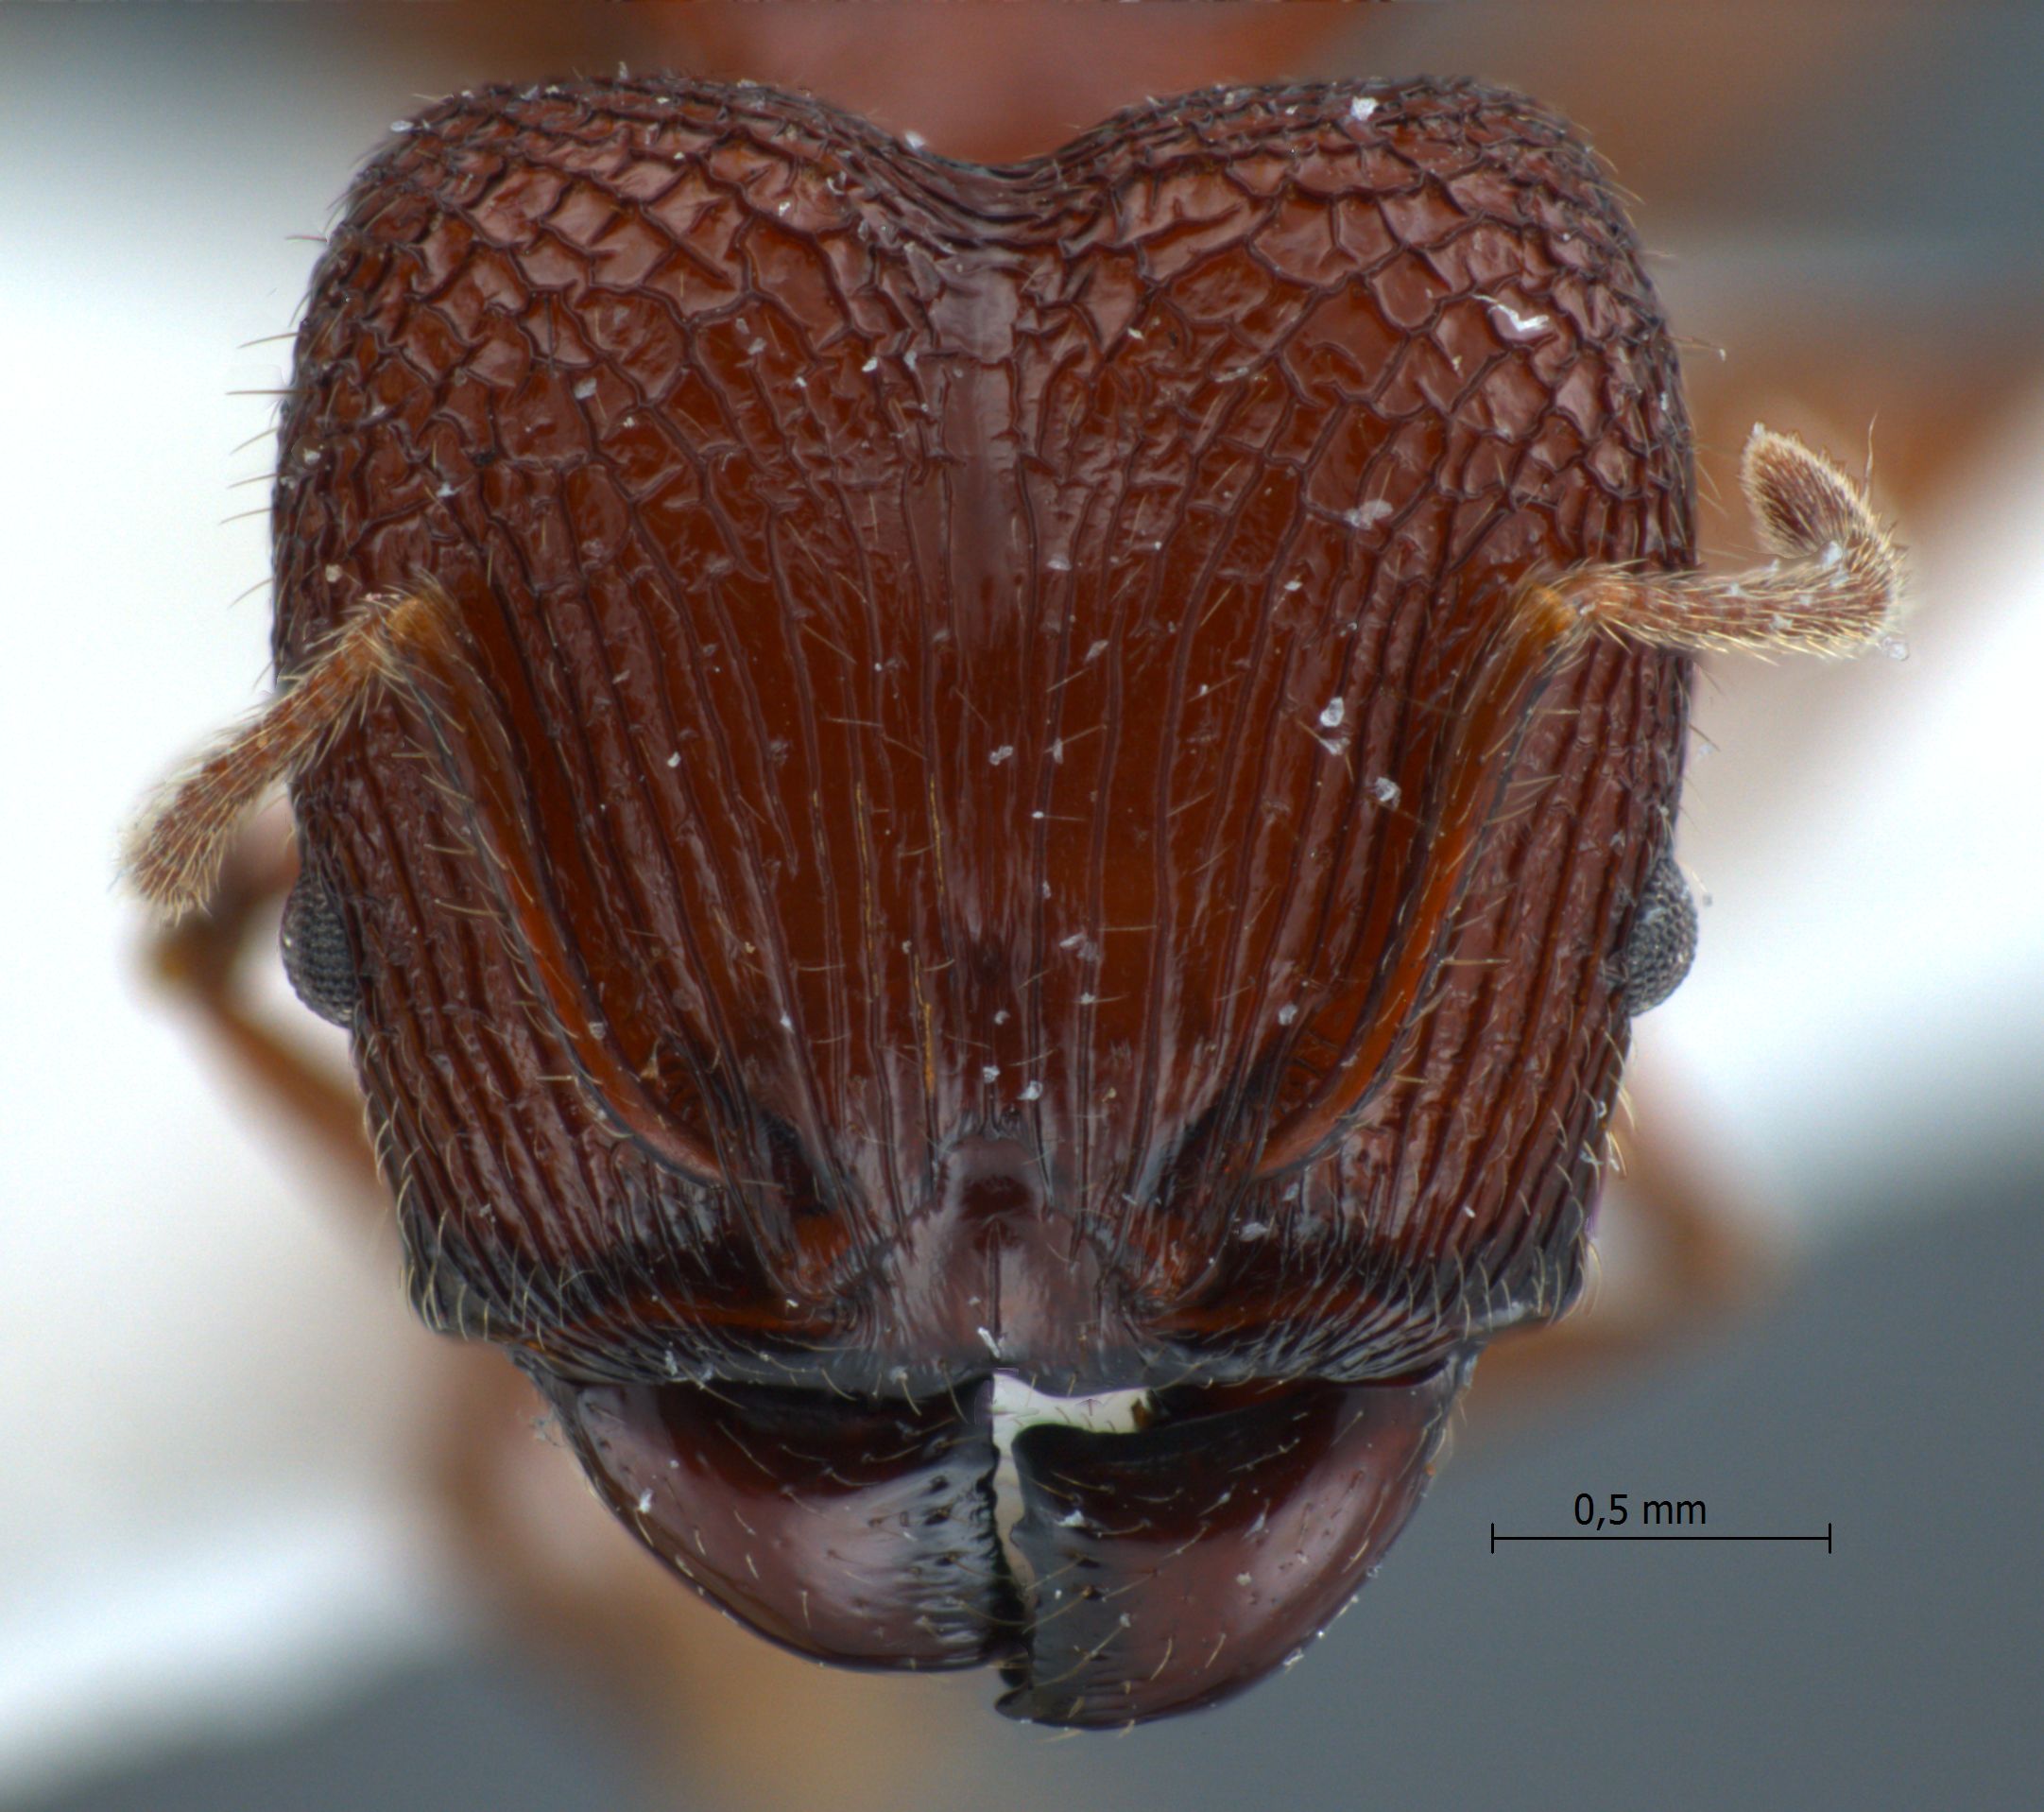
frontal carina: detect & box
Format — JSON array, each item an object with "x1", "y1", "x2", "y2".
[{"x1": 129, "y1": 76, "x2": 1900, "y2": 1725}]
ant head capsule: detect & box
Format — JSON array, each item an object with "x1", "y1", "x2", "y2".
[{"x1": 129, "y1": 75, "x2": 1898, "y2": 1727}]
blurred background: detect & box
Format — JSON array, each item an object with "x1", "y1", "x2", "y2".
[{"x1": 4, "y1": 3, "x2": 2039, "y2": 1807}]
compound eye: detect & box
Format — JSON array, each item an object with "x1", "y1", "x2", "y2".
[
  {"x1": 281, "y1": 868, "x2": 359, "y2": 1027},
  {"x1": 1621, "y1": 850, "x2": 1698, "y2": 1015}
]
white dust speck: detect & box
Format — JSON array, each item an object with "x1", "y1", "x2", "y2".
[
  {"x1": 1317, "y1": 697, "x2": 1346, "y2": 730},
  {"x1": 666, "y1": 751, "x2": 681, "y2": 768},
  {"x1": 862, "y1": 355, "x2": 880, "y2": 372},
  {"x1": 1021, "y1": 1080, "x2": 1044, "y2": 1102},
  {"x1": 1283, "y1": 578, "x2": 1305, "y2": 593},
  {"x1": 1370, "y1": 775, "x2": 1401, "y2": 805},
  {"x1": 573, "y1": 376, "x2": 597, "y2": 400},
  {"x1": 1348, "y1": 95, "x2": 1380, "y2": 123},
  {"x1": 322, "y1": 563, "x2": 341, "y2": 585},
  {"x1": 778, "y1": 1012, "x2": 795, "y2": 1031},
  {"x1": 1276, "y1": 1002, "x2": 1299, "y2": 1026},
  {"x1": 1343, "y1": 499, "x2": 1392, "y2": 530},
  {"x1": 981, "y1": 1065, "x2": 1001, "y2": 1083},
  {"x1": 1481, "y1": 295, "x2": 1552, "y2": 338},
  {"x1": 993, "y1": 1009, "x2": 1011, "y2": 1026},
  {"x1": 1046, "y1": 554, "x2": 1073, "y2": 573},
  {"x1": 988, "y1": 744, "x2": 1015, "y2": 766},
  {"x1": 1881, "y1": 634, "x2": 1910, "y2": 662},
  {"x1": 1236, "y1": 1572, "x2": 1254, "y2": 1587},
  {"x1": 904, "y1": 130, "x2": 929, "y2": 151},
  {"x1": 389, "y1": 121, "x2": 413, "y2": 134},
  {"x1": 635, "y1": 1489, "x2": 654, "y2": 1514},
  {"x1": 300, "y1": 448, "x2": 320, "y2": 467}
]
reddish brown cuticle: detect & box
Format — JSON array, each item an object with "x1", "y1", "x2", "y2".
[{"x1": 269, "y1": 75, "x2": 1696, "y2": 1724}]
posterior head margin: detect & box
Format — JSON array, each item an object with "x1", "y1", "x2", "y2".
[{"x1": 1249, "y1": 425, "x2": 1902, "y2": 1182}]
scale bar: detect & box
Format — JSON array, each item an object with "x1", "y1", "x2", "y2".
[{"x1": 1490, "y1": 1523, "x2": 1831, "y2": 1553}]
